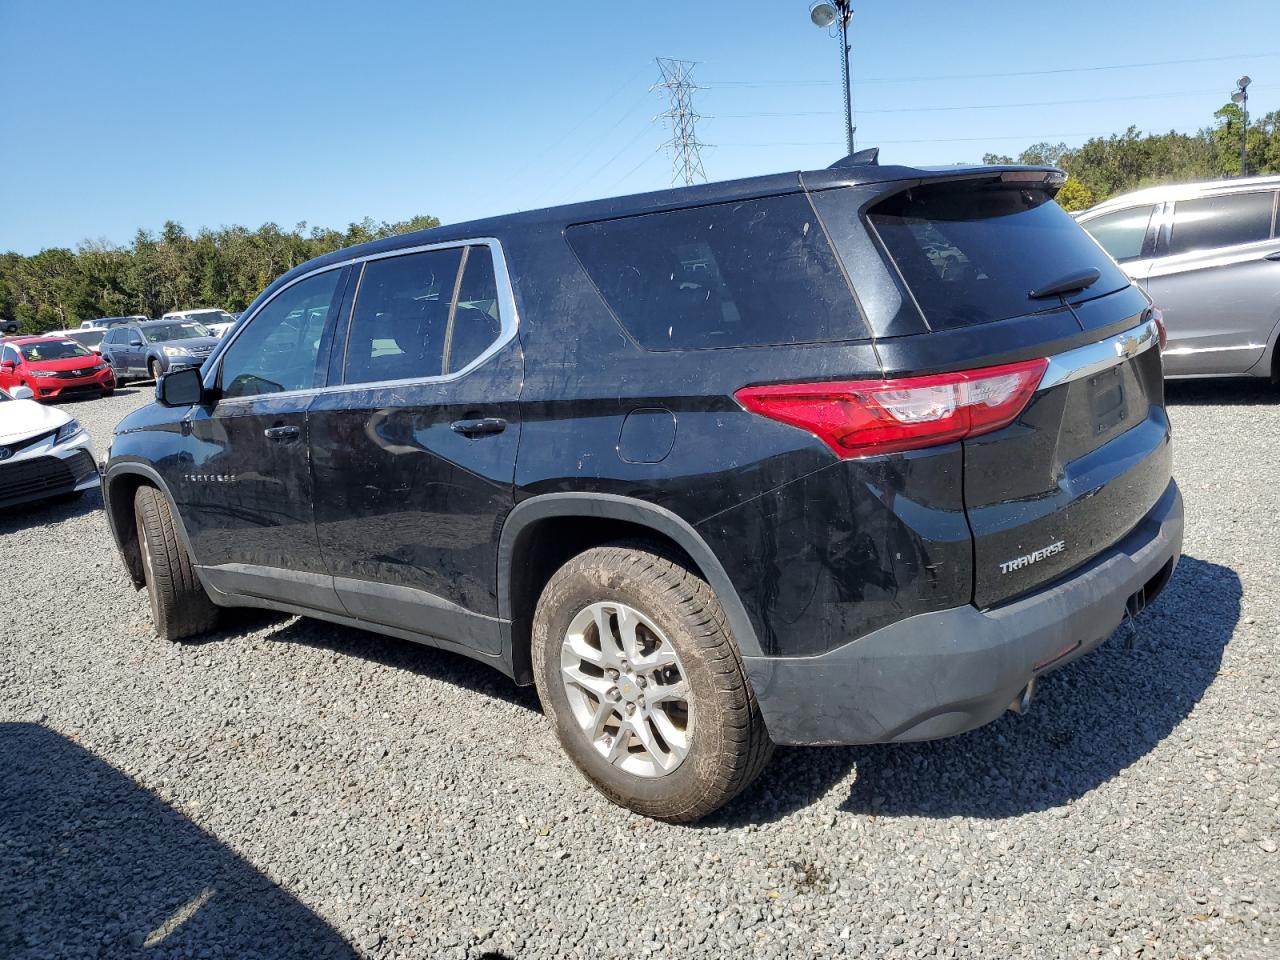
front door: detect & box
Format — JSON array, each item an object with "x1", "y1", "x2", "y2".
[
  {"x1": 1147, "y1": 190, "x2": 1280, "y2": 376},
  {"x1": 308, "y1": 243, "x2": 522, "y2": 654},
  {"x1": 176, "y1": 266, "x2": 349, "y2": 612}
]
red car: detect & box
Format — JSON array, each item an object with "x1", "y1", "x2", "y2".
[{"x1": 0, "y1": 336, "x2": 116, "y2": 401}]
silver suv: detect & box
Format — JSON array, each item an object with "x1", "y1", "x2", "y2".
[{"x1": 1078, "y1": 175, "x2": 1280, "y2": 380}]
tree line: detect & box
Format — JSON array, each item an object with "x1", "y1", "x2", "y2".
[
  {"x1": 3, "y1": 99, "x2": 1277, "y2": 333},
  {"x1": 985, "y1": 101, "x2": 1280, "y2": 210},
  {"x1": 0, "y1": 215, "x2": 439, "y2": 334}
]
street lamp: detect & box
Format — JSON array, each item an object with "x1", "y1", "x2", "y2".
[
  {"x1": 1231, "y1": 75, "x2": 1251, "y2": 177},
  {"x1": 809, "y1": 2, "x2": 855, "y2": 156}
]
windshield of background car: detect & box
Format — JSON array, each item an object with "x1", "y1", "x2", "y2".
[
  {"x1": 864, "y1": 181, "x2": 1131, "y2": 329},
  {"x1": 144, "y1": 322, "x2": 211, "y2": 343},
  {"x1": 19, "y1": 340, "x2": 94, "y2": 362},
  {"x1": 68, "y1": 330, "x2": 104, "y2": 347}
]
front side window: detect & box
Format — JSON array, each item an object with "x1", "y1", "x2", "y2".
[
  {"x1": 218, "y1": 269, "x2": 342, "y2": 399},
  {"x1": 19, "y1": 340, "x2": 93, "y2": 362},
  {"x1": 1167, "y1": 191, "x2": 1276, "y2": 256},
  {"x1": 1080, "y1": 206, "x2": 1155, "y2": 262}
]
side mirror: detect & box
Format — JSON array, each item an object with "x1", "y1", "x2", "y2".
[
  {"x1": 156, "y1": 366, "x2": 205, "y2": 407},
  {"x1": 128, "y1": 337, "x2": 143, "y2": 347},
  {"x1": 10, "y1": 385, "x2": 34, "y2": 400},
  {"x1": 0, "y1": 360, "x2": 14, "y2": 372}
]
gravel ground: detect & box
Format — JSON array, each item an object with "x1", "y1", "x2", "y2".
[{"x1": 1, "y1": 381, "x2": 1277, "y2": 959}]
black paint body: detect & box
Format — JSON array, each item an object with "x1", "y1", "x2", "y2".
[{"x1": 103, "y1": 162, "x2": 1181, "y2": 745}]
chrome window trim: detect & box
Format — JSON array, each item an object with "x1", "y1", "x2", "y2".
[
  {"x1": 203, "y1": 237, "x2": 520, "y2": 404},
  {"x1": 1038, "y1": 317, "x2": 1159, "y2": 390}
]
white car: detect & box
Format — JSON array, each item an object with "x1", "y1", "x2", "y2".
[
  {"x1": 161, "y1": 308, "x2": 237, "y2": 337},
  {"x1": 0, "y1": 385, "x2": 99, "y2": 508}
]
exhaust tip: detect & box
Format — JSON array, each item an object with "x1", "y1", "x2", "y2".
[{"x1": 1008, "y1": 678, "x2": 1036, "y2": 715}]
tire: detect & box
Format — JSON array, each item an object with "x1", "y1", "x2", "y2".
[
  {"x1": 134, "y1": 485, "x2": 218, "y2": 641},
  {"x1": 532, "y1": 542, "x2": 773, "y2": 822},
  {"x1": 147, "y1": 359, "x2": 161, "y2": 381}
]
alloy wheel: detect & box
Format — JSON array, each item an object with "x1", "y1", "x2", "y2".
[{"x1": 558, "y1": 601, "x2": 692, "y2": 778}]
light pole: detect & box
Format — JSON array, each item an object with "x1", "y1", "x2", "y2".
[
  {"x1": 1231, "y1": 75, "x2": 1251, "y2": 177},
  {"x1": 809, "y1": 2, "x2": 855, "y2": 156}
]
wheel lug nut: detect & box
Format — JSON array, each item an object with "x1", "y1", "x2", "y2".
[
  {"x1": 636, "y1": 677, "x2": 647, "y2": 689},
  {"x1": 606, "y1": 668, "x2": 619, "y2": 680},
  {"x1": 607, "y1": 687, "x2": 620, "y2": 701},
  {"x1": 625, "y1": 703, "x2": 636, "y2": 715}
]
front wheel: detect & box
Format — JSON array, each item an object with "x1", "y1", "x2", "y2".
[
  {"x1": 147, "y1": 359, "x2": 161, "y2": 381},
  {"x1": 532, "y1": 542, "x2": 773, "y2": 822},
  {"x1": 134, "y1": 485, "x2": 218, "y2": 641}
]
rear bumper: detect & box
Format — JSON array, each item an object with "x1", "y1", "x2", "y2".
[{"x1": 744, "y1": 479, "x2": 1183, "y2": 746}]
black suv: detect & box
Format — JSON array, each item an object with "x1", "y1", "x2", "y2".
[{"x1": 103, "y1": 160, "x2": 1182, "y2": 821}]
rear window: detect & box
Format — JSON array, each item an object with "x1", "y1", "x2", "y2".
[
  {"x1": 566, "y1": 193, "x2": 865, "y2": 350},
  {"x1": 866, "y1": 181, "x2": 1131, "y2": 330}
]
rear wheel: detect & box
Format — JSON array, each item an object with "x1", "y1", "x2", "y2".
[
  {"x1": 134, "y1": 485, "x2": 218, "y2": 641},
  {"x1": 532, "y1": 542, "x2": 773, "y2": 822}
]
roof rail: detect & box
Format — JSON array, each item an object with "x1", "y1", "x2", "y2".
[{"x1": 828, "y1": 147, "x2": 879, "y2": 169}]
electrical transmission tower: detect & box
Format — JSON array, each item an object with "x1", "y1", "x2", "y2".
[{"x1": 653, "y1": 58, "x2": 708, "y2": 186}]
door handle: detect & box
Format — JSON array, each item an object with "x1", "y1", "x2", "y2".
[
  {"x1": 1265, "y1": 251, "x2": 1280, "y2": 261},
  {"x1": 451, "y1": 417, "x2": 507, "y2": 437},
  {"x1": 263, "y1": 425, "x2": 300, "y2": 441}
]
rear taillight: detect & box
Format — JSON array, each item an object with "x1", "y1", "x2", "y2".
[
  {"x1": 735, "y1": 358, "x2": 1048, "y2": 459},
  {"x1": 1149, "y1": 306, "x2": 1168, "y2": 351}
]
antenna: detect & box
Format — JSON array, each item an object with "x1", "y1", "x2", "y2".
[{"x1": 653, "y1": 58, "x2": 708, "y2": 187}]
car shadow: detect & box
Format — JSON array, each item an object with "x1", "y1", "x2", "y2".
[
  {"x1": 0, "y1": 723, "x2": 357, "y2": 960},
  {"x1": 703, "y1": 554, "x2": 1238, "y2": 826},
  {"x1": 1164, "y1": 378, "x2": 1277, "y2": 406},
  {"x1": 0, "y1": 486, "x2": 102, "y2": 531},
  {"x1": 236, "y1": 612, "x2": 542, "y2": 714}
]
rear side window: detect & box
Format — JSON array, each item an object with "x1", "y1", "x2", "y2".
[
  {"x1": 1167, "y1": 191, "x2": 1276, "y2": 256},
  {"x1": 566, "y1": 194, "x2": 865, "y2": 350},
  {"x1": 865, "y1": 182, "x2": 1131, "y2": 329},
  {"x1": 343, "y1": 245, "x2": 506, "y2": 384},
  {"x1": 1081, "y1": 206, "x2": 1155, "y2": 262}
]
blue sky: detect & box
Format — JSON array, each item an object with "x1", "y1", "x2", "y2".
[{"x1": 2, "y1": 0, "x2": 1278, "y2": 254}]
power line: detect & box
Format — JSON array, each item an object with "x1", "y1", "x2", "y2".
[
  {"x1": 705, "y1": 50, "x2": 1280, "y2": 87},
  {"x1": 508, "y1": 62, "x2": 651, "y2": 186},
  {"x1": 712, "y1": 87, "x2": 1257, "y2": 118},
  {"x1": 718, "y1": 131, "x2": 1113, "y2": 147},
  {"x1": 654, "y1": 57, "x2": 708, "y2": 186}
]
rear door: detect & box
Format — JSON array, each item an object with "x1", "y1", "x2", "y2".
[
  {"x1": 309, "y1": 241, "x2": 522, "y2": 654},
  {"x1": 863, "y1": 177, "x2": 1172, "y2": 608},
  {"x1": 177, "y1": 266, "x2": 348, "y2": 611},
  {"x1": 1146, "y1": 189, "x2": 1280, "y2": 375}
]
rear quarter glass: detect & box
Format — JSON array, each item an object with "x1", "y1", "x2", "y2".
[
  {"x1": 566, "y1": 192, "x2": 869, "y2": 350},
  {"x1": 863, "y1": 181, "x2": 1131, "y2": 331}
]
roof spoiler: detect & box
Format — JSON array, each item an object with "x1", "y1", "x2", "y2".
[{"x1": 828, "y1": 147, "x2": 879, "y2": 169}]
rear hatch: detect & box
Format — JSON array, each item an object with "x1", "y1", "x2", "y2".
[{"x1": 863, "y1": 175, "x2": 1173, "y2": 607}]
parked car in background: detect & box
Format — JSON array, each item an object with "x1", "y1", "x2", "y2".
[
  {"x1": 81, "y1": 315, "x2": 147, "y2": 331},
  {"x1": 1077, "y1": 175, "x2": 1280, "y2": 380},
  {"x1": 163, "y1": 308, "x2": 236, "y2": 328},
  {"x1": 0, "y1": 384, "x2": 99, "y2": 509},
  {"x1": 102, "y1": 160, "x2": 1182, "y2": 821},
  {"x1": 1, "y1": 319, "x2": 17, "y2": 334},
  {"x1": 99, "y1": 318, "x2": 219, "y2": 384},
  {"x1": 0, "y1": 336, "x2": 116, "y2": 401},
  {"x1": 50, "y1": 328, "x2": 106, "y2": 354}
]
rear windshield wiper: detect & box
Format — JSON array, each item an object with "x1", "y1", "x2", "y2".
[{"x1": 1028, "y1": 267, "x2": 1101, "y2": 300}]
